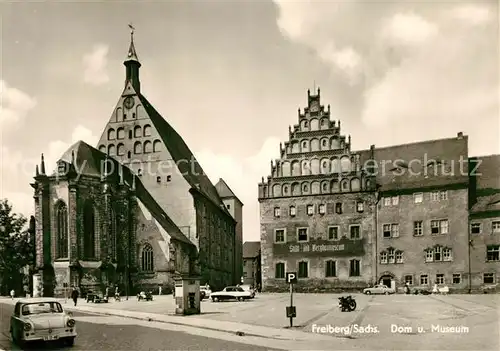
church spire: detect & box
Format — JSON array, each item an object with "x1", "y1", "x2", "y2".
[{"x1": 124, "y1": 23, "x2": 141, "y2": 93}]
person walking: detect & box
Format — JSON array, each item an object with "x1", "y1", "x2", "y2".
[
  {"x1": 71, "y1": 287, "x2": 79, "y2": 306},
  {"x1": 10, "y1": 289, "x2": 15, "y2": 299},
  {"x1": 158, "y1": 286, "x2": 162, "y2": 295}
]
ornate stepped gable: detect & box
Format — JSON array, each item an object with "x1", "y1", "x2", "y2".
[{"x1": 258, "y1": 88, "x2": 376, "y2": 199}]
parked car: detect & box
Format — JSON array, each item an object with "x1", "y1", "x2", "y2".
[
  {"x1": 200, "y1": 286, "x2": 211, "y2": 299},
  {"x1": 137, "y1": 291, "x2": 153, "y2": 301},
  {"x1": 239, "y1": 284, "x2": 256, "y2": 298},
  {"x1": 211, "y1": 286, "x2": 253, "y2": 302},
  {"x1": 10, "y1": 298, "x2": 77, "y2": 347},
  {"x1": 86, "y1": 292, "x2": 108, "y2": 303},
  {"x1": 363, "y1": 284, "x2": 396, "y2": 295}
]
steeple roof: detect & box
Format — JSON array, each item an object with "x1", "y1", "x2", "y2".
[{"x1": 124, "y1": 24, "x2": 139, "y2": 63}]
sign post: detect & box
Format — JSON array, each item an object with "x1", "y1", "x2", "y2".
[{"x1": 285, "y1": 272, "x2": 297, "y2": 327}]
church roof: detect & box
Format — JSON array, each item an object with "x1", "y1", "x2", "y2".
[
  {"x1": 243, "y1": 241, "x2": 260, "y2": 258},
  {"x1": 215, "y1": 178, "x2": 243, "y2": 205},
  {"x1": 56, "y1": 141, "x2": 194, "y2": 246},
  {"x1": 136, "y1": 94, "x2": 232, "y2": 217}
]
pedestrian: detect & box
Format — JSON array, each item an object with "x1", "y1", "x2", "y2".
[
  {"x1": 10, "y1": 289, "x2": 15, "y2": 299},
  {"x1": 71, "y1": 287, "x2": 79, "y2": 306},
  {"x1": 105, "y1": 286, "x2": 109, "y2": 298},
  {"x1": 158, "y1": 286, "x2": 162, "y2": 295}
]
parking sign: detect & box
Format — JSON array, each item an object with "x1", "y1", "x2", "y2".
[{"x1": 286, "y1": 272, "x2": 298, "y2": 284}]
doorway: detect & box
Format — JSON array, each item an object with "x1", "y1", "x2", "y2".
[{"x1": 380, "y1": 275, "x2": 393, "y2": 287}]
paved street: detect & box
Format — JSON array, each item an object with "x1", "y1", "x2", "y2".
[{"x1": 0, "y1": 303, "x2": 277, "y2": 351}]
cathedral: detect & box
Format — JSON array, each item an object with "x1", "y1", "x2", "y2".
[{"x1": 31, "y1": 29, "x2": 243, "y2": 297}]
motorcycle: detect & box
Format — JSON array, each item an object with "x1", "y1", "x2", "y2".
[{"x1": 338, "y1": 296, "x2": 357, "y2": 312}]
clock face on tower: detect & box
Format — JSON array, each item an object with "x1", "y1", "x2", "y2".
[{"x1": 124, "y1": 96, "x2": 135, "y2": 109}]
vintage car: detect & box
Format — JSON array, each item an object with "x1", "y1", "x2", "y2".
[
  {"x1": 10, "y1": 298, "x2": 77, "y2": 346},
  {"x1": 200, "y1": 286, "x2": 212, "y2": 300},
  {"x1": 210, "y1": 286, "x2": 253, "y2": 302},
  {"x1": 239, "y1": 284, "x2": 256, "y2": 298},
  {"x1": 363, "y1": 284, "x2": 396, "y2": 295}
]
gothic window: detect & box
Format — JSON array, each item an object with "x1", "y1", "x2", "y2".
[
  {"x1": 107, "y1": 128, "x2": 115, "y2": 140},
  {"x1": 302, "y1": 182, "x2": 309, "y2": 194},
  {"x1": 321, "y1": 181, "x2": 329, "y2": 193},
  {"x1": 300, "y1": 120, "x2": 309, "y2": 131},
  {"x1": 320, "y1": 118, "x2": 329, "y2": 130},
  {"x1": 98, "y1": 145, "x2": 106, "y2": 153},
  {"x1": 55, "y1": 201, "x2": 68, "y2": 259},
  {"x1": 117, "y1": 143, "x2": 125, "y2": 156},
  {"x1": 153, "y1": 140, "x2": 161, "y2": 152},
  {"x1": 141, "y1": 243, "x2": 154, "y2": 272},
  {"x1": 320, "y1": 159, "x2": 330, "y2": 174},
  {"x1": 282, "y1": 184, "x2": 290, "y2": 196},
  {"x1": 110, "y1": 208, "x2": 117, "y2": 261},
  {"x1": 143, "y1": 140, "x2": 153, "y2": 153},
  {"x1": 116, "y1": 127, "x2": 125, "y2": 140},
  {"x1": 301, "y1": 140, "x2": 309, "y2": 152},
  {"x1": 83, "y1": 200, "x2": 97, "y2": 259},
  {"x1": 301, "y1": 160, "x2": 310, "y2": 175},
  {"x1": 143, "y1": 124, "x2": 152, "y2": 137},
  {"x1": 108, "y1": 144, "x2": 116, "y2": 156},
  {"x1": 134, "y1": 126, "x2": 142, "y2": 138},
  {"x1": 134, "y1": 141, "x2": 142, "y2": 154},
  {"x1": 320, "y1": 138, "x2": 329, "y2": 150},
  {"x1": 341, "y1": 179, "x2": 349, "y2": 192}
]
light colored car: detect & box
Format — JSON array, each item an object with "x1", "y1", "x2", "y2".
[
  {"x1": 239, "y1": 284, "x2": 256, "y2": 298},
  {"x1": 200, "y1": 286, "x2": 211, "y2": 299},
  {"x1": 211, "y1": 286, "x2": 253, "y2": 302},
  {"x1": 363, "y1": 284, "x2": 396, "y2": 295},
  {"x1": 10, "y1": 298, "x2": 77, "y2": 346}
]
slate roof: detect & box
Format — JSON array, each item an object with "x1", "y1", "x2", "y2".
[
  {"x1": 215, "y1": 178, "x2": 243, "y2": 205},
  {"x1": 136, "y1": 94, "x2": 231, "y2": 217},
  {"x1": 243, "y1": 241, "x2": 260, "y2": 258},
  {"x1": 55, "y1": 141, "x2": 194, "y2": 246},
  {"x1": 372, "y1": 135, "x2": 469, "y2": 192},
  {"x1": 471, "y1": 193, "x2": 500, "y2": 214},
  {"x1": 473, "y1": 154, "x2": 500, "y2": 190}
]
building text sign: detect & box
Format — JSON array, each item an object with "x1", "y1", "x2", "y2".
[{"x1": 274, "y1": 239, "x2": 365, "y2": 257}]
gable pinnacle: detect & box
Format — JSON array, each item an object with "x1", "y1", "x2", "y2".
[{"x1": 125, "y1": 23, "x2": 139, "y2": 62}]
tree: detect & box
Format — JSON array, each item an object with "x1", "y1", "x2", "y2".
[{"x1": 0, "y1": 199, "x2": 34, "y2": 295}]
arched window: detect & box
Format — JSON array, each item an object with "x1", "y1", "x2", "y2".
[
  {"x1": 143, "y1": 141, "x2": 152, "y2": 153},
  {"x1": 83, "y1": 200, "x2": 97, "y2": 259},
  {"x1": 117, "y1": 127, "x2": 125, "y2": 140},
  {"x1": 141, "y1": 243, "x2": 154, "y2": 272},
  {"x1": 117, "y1": 143, "x2": 125, "y2": 156},
  {"x1": 109, "y1": 208, "x2": 117, "y2": 261},
  {"x1": 153, "y1": 140, "x2": 161, "y2": 152},
  {"x1": 134, "y1": 141, "x2": 142, "y2": 154},
  {"x1": 108, "y1": 144, "x2": 116, "y2": 156},
  {"x1": 107, "y1": 129, "x2": 115, "y2": 140},
  {"x1": 55, "y1": 201, "x2": 68, "y2": 259},
  {"x1": 143, "y1": 124, "x2": 152, "y2": 137},
  {"x1": 134, "y1": 126, "x2": 142, "y2": 138}
]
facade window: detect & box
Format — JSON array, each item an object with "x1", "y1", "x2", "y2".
[
  {"x1": 226, "y1": 204, "x2": 230, "y2": 209},
  {"x1": 435, "y1": 274, "x2": 444, "y2": 285},
  {"x1": 356, "y1": 201, "x2": 364, "y2": 213},
  {"x1": 413, "y1": 221, "x2": 423, "y2": 236},
  {"x1": 414, "y1": 193, "x2": 423, "y2": 203},
  {"x1": 487, "y1": 245, "x2": 500, "y2": 261},
  {"x1": 396, "y1": 251, "x2": 404, "y2": 263},
  {"x1": 143, "y1": 124, "x2": 152, "y2": 137},
  {"x1": 443, "y1": 248, "x2": 452, "y2": 261},
  {"x1": 404, "y1": 275, "x2": 413, "y2": 285},
  {"x1": 420, "y1": 275, "x2": 428, "y2": 285},
  {"x1": 289, "y1": 206, "x2": 296, "y2": 217},
  {"x1": 307, "y1": 205, "x2": 314, "y2": 215},
  {"x1": 134, "y1": 141, "x2": 142, "y2": 154},
  {"x1": 156, "y1": 176, "x2": 161, "y2": 183},
  {"x1": 298, "y1": 261, "x2": 308, "y2": 278},
  {"x1": 440, "y1": 191, "x2": 448, "y2": 200},
  {"x1": 143, "y1": 141, "x2": 152, "y2": 153},
  {"x1": 434, "y1": 247, "x2": 442, "y2": 261},
  {"x1": 153, "y1": 140, "x2": 161, "y2": 152},
  {"x1": 350, "y1": 225, "x2": 361, "y2": 239},
  {"x1": 380, "y1": 252, "x2": 388, "y2": 264},
  {"x1": 274, "y1": 229, "x2": 286, "y2": 243},
  {"x1": 392, "y1": 196, "x2": 399, "y2": 205},
  {"x1": 107, "y1": 128, "x2": 115, "y2": 140},
  {"x1": 318, "y1": 204, "x2": 326, "y2": 215},
  {"x1": 384, "y1": 197, "x2": 391, "y2": 206},
  {"x1": 425, "y1": 250, "x2": 434, "y2": 262},
  {"x1": 83, "y1": 200, "x2": 97, "y2": 259},
  {"x1": 431, "y1": 219, "x2": 448, "y2": 234},
  {"x1": 55, "y1": 201, "x2": 68, "y2": 259},
  {"x1": 483, "y1": 273, "x2": 495, "y2": 284},
  {"x1": 134, "y1": 126, "x2": 142, "y2": 138},
  {"x1": 493, "y1": 221, "x2": 500, "y2": 233},
  {"x1": 452, "y1": 274, "x2": 461, "y2": 284},
  {"x1": 471, "y1": 223, "x2": 481, "y2": 234},
  {"x1": 275, "y1": 262, "x2": 285, "y2": 279},
  {"x1": 328, "y1": 226, "x2": 339, "y2": 240},
  {"x1": 167, "y1": 175, "x2": 172, "y2": 182},
  {"x1": 117, "y1": 143, "x2": 125, "y2": 156},
  {"x1": 141, "y1": 243, "x2": 154, "y2": 272},
  {"x1": 297, "y1": 228, "x2": 308, "y2": 242},
  {"x1": 388, "y1": 248, "x2": 395, "y2": 263},
  {"x1": 325, "y1": 260, "x2": 336, "y2": 277},
  {"x1": 335, "y1": 203, "x2": 343, "y2": 214},
  {"x1": 117, "y1": 127, "x2": 125, "y2": 140},
  {"x1": 274, "y1": 207, "x2": 281, "y2": 217},
  {"x1": 430, "y1": 191, "x2": 439, "y2": 201},
  {"x1": 383, "y1": 224, "x2": 399, "y2": 238},
  {"x1": 349, "y1": 259, "x2": 360, "y2": 277}
]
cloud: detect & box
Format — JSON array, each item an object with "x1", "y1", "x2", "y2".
[
  {"x1": 82, "y1": 44, "x2": 110, "y2": 85},
  {"x1": 0, "y1": 80, "x2": 37, "y2": 129},
  {"x1": 195, "y1": 137, "x2": 281, "y2": 241},
  {"x1": 0, "y1": 125, "x2": 99, "y2": 218},
  {"x1": 382, "y1": 13, "x2": 438, "y2": 46},
  {"x1": 451, "y1": 4, "x2": 492, "y2": 25}
]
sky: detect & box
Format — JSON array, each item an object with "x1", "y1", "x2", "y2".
[{"x1": 0, "y1": 0, "x2": 499, "y2": 242}]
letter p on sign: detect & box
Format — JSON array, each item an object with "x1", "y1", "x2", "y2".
[{"x1": 286, "y1": 272, "x2": 297, "y2": 284}]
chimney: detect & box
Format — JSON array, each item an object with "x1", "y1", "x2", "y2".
[{"x1": 457, "y1": 132, "x2": 463, "y2": 139}]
